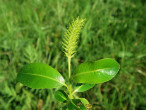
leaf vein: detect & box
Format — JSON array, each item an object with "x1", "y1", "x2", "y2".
[
  {"x1": 22, "y1": 73, "x2": 66, "y2": 86},
  {"x1": 73, "y1": 68, "x2": 111, "y2": 78}
]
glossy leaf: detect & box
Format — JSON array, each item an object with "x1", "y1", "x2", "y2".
[
  {"x1": 17, "y1": 63, "x2": 66, "y2": 89},
  {"x1": 73, "y1": 84, "x2": 95, "y2": 93},
  {"x1": 54, "y1": 90, "x2": 68, "y2": 102},
  {"x1": 73, "y1": 58, "x2": 120, "y2": 84},
  {"x1": 68, "y1": 99, "x2": 86, "y2": 110}
]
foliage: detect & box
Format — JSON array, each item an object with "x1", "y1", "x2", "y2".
[
  {"x1": 73, "y1": 58, "x2": 120, "y2": 84},
  {"x1": 17, "y1": 18, "x2": 120, "y2": 109},
  {"x1": 17, "y1": 63, "x2": 66, "y2": 89},
  {"x1": 0, "y1": 0, "x2": 145, "y2": 110}
]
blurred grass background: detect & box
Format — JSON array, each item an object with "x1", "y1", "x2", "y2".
[{"x1": 0, "y1": 0, "x2": 146, "y2": 110}]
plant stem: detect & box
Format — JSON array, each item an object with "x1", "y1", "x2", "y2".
[
  {"x1": 67, "y1": 57, "x2": 73, "y2": 99},
  {"x1": 68, "y1": 57, "x2": 71, "y2": 78},
  {"x1": 68, "y1": 84, "x2": 73, "y2": 99}
]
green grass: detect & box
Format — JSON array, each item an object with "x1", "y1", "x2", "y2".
[{"x1": 0, "y1": 0, "x2": 145, "y2": 109}]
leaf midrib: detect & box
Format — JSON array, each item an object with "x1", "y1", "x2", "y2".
[
  {"x1": 21, "y1": 73, "x2": 65, "y2": 86},
  {"x1": 71, "y1": 100, "x2": 79, "y2": 108},
  {"x1": 73, "y1": 68, "x2": 111, "y2": 78},
  {"x1": 74, "y1": 85, "x2": 83, "y2": 92},
  {"x1": 58, "y1": 93, "x2": 67, "y2": 101}
]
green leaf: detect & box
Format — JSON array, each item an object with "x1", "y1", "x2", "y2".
[
  {"x1": 78, "y1": 98, "x2": 92, "y2": 109},
  {"x1": 54, "y1": 90, "x2": 68, "y2": 102},
  {"x1": 67, "y1": 99, "x2": 86, "y2": 110},
  {"x1": 17, "y1": 63, "x2": 66, "y2": 89},
  {"x1": 78, "y1": 98, "x2": 89, "y2": 105},
  {"x1": 73, "y1": 84, "x2": 95, "y2": 93},
  {"x1": 73, "y1": 58, "x2": 120, "y2": 84}
]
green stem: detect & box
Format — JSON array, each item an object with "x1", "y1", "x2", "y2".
[
  {"x1": 67, "y1": 57, "x2": 73, "y2": 99},
  {"x1": 68, "y1": 84, "x2": 73, "y2": 99},
  {"x1": 68, "y1": 57, "x2": 71, "y2": 78}
]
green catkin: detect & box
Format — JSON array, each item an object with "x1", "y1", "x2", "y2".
[{"x1": 62, "y1": 18, "x2": 85, "y2": 58}]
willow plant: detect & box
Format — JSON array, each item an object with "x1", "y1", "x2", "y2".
[{"x1": 17, "y1": 18, "x2": 120, "y2": 110}]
